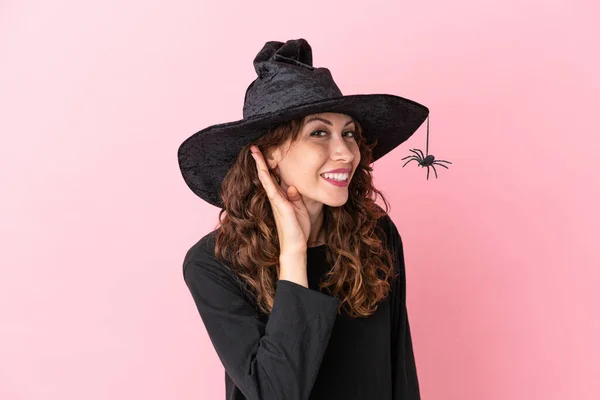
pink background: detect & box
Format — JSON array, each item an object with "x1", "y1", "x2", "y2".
[{"x1": 1, "y1": 1, "x2": 599, "y2": 399}]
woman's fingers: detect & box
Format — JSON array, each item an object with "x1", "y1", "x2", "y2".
[
  {"x1": 250, "y1": 144, "x2": 309, "y2": 250},
  {"x1": 251, "y1": 145, "x2": 282, "y2": 202}
]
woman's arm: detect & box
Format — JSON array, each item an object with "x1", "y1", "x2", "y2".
[
  {"x1": 182, "y1": 237, "x2": 340, "y2": 400},
  {"x1": 384, "y1": 215, "x2": 421, "y2": 400}
]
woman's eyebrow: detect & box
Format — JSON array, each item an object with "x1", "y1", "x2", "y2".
[{"x1": 305, "y1": 117, "x2": 355, "y2": 127}]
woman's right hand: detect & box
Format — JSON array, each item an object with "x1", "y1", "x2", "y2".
[{"x1": 250, "y1": 145, "x2": 311, "y2": 255}]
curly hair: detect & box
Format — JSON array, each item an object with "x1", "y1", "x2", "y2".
[{"x1": 212, "y1": 115, "x2": 397, "y2": 318}]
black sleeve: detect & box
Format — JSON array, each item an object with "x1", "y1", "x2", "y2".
[
  {"x1": 385, "y1": 216, "x2": 421, "y2": 400},
  {"x1": 182, "y1": 238, "x2": 341, "y2": 400}
]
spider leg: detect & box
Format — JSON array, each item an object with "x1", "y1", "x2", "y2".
[
  {"x1": 412, "y1": 148, "x2": 426, "y2": 160},
  {"x1": 409, "y1": 149, "x2": 424, "y2": 160},
  {"x1": 426, "y1": 166, "x2": 430, "y2": 180},
  {"x1": 401, "y1": 155, "x2": 418, "y2": 161},
  {"x1": 432, "y1": 161, "x2": 449, "y2": 170},
  {"x1": 402, "y1": 158, "x2": 419, "y2": 168},
  {"x1": 431, "y1": 164, "x2": 439, "y2": 178},
  {"x1": 434, "y1": 159, "x2": 452, "y2": 164},
  {"x1": 403, "y1": 155, "x2": 424, "y2": 164}
]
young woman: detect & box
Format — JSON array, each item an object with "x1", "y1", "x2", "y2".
[{"x1": 178, "y1": 38, "x2": 428, "y2": 400}]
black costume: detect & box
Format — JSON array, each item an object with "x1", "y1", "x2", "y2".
[{"x1": 182, "y1": 212, "x2": 420, "y2": 399}]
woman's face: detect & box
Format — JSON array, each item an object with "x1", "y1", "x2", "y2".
[{"x1": 268, "y1": 112, "x2": 361, "y2": 209}]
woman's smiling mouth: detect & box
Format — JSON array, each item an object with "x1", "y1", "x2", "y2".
[{"x1": 320, "y1": 173, "x2": 349, "y2": 187}]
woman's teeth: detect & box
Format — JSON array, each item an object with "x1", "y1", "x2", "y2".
[{"x1": 321, "y1": 173, "x2": 349, "y2": 181}]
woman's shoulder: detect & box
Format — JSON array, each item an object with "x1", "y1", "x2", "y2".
[
  {"x1": 183, "y1": 229, "x2": 218, "y2": 263},
  {"x1": 372, "y1": 205, "x2": 400, "y2": 242},
  {"x1": 181, "y1": 229, "x2": 241, "y2": 287}
]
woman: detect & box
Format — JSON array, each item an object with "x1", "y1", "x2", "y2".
[{"x1": 178, "y1": 38, "x2": 427, "y2": 400}]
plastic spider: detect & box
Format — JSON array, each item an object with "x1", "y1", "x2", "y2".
[
  {"x1": 401, "y1": 115, "x2": 452, "y2": 180},
  {"x1": 401, "y1": 149, "x2": 452, "y2": 180}
]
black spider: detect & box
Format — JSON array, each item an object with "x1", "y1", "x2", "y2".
[
  {"x1": 401, "y1": 149, "x2": 452, "y2": 180},
  {"x1": 401, "y1": 115, "x2": 452, "y2": 180}
]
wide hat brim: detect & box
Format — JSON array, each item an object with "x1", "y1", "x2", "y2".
[{"x1": 177, "y1": 93, "x2": 428, "y2": 208}]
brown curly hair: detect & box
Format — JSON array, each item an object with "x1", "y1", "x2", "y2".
[{"x1": 212, "y1": 115, "x2": 398, "y2": 318}]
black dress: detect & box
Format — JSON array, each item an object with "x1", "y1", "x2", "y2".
[{"x1": 182, "y1": 213, "x2": 420, "y2": 399}]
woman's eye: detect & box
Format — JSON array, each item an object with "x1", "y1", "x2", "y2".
[{"x1": 310, "y1": 130, "x2": 356, "y2": 138}]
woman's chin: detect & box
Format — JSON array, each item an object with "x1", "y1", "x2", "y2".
[{"x1": 318, "y1": 192, "x2": 349, "y2": 207}]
